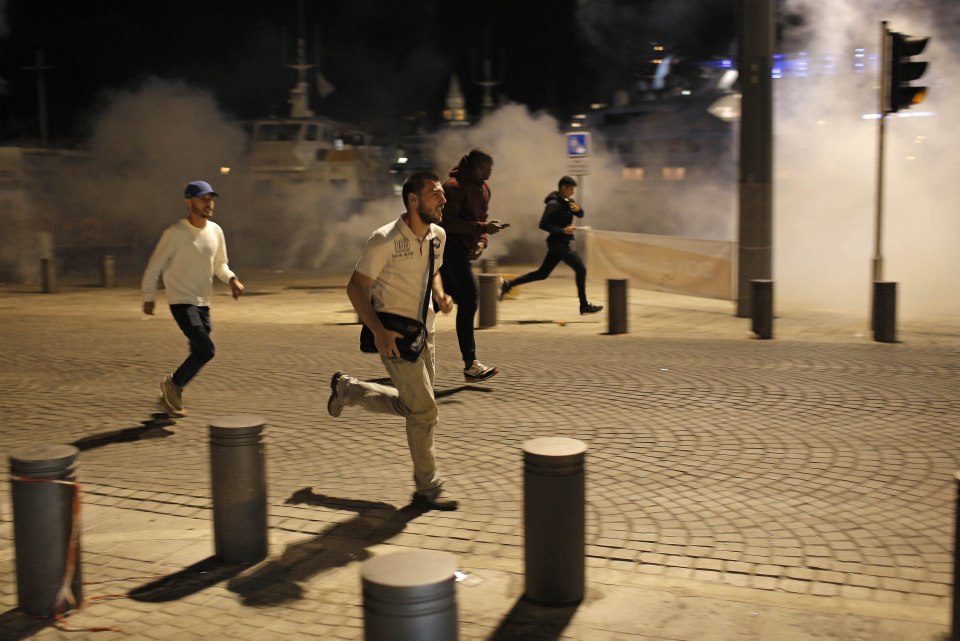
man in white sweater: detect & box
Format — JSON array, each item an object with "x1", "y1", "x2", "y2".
[{"x1": 141, "y1": 180, "x2": 245, "y2": 416}]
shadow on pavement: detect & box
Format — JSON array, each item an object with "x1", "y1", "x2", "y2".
[
  {"x1": 226, "y1": 489, "x2": 427, "y2": 607},
  {"x1": 71, "y1": 414, "x2": 175, "y2": 451},
  {"x1": 487, "y1": 597, "x2": 579, "y2": 641},
  {"x1": 364, "y1": 376, "x2": 494, "y2": 399},
  {"x1": 0, "y1": 609, "x2": 50, "y2": 641},
  {"x1": 127, "y1": 556, "x2": 247, "y2": 603}
]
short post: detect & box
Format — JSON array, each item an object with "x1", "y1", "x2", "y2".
[
  {"x1": 750, "y1": 279, "x2": 774, "y2": 339},
  {"x1": 40, "y1": 258, "x2": 57, "y2": 293},
  {"x1": 523, "y1": 437, "x2": 587, "y2": 605},
  {"x1": 9, "y1": 444, "x2": 83, "y2": 617},
  {"x1": 362, "y1": 550, "x2": 459, "y2": 641},
  {"x1": 100, "y1": 254, "x2": 117, "y2": 287},
  {"x1": 607, "y1": 279, "x2": 628, "y2": 335},
  {"x1": 209, "y1": 415, "x2": 268, "y2": 564},
  {"x1": 952, "y1": 472, "x2": 960, "y2": 641},
  {"x1": 480, "y1": 258, "x2": 498, "y2": 274},
  {"x1": 477, "y1": 273, "x2": 498, "y2": 329},
  {"x1": 872, "y1": 281, "x2": 897, "y2": 343}
]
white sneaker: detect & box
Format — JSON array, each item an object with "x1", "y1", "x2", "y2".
[
  {"x1": 327, "y1": 371, "x2": 348, "y2": 417},
  {"x1": 464, "y1": 361, "x2": 500, "y2": 383},
  {"x1": 160, "y1": 376, "x2": 186, "y2": 417}
]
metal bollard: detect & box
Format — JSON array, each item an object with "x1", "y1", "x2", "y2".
[
  {"x1": 607, "y1": 279, "x2": 628, "y2": 335},
  {"x1": 872, "y1": 281, "x2": 897, "y2": 343},
  {"x1": 209, "y1": 415, "x2": 268, "y2": 564},
  {"x1": 101, "y1": 254, "x2": 117, "y2": 287},
  {"x1": 10, "y1": 444, "x2": 83, "y2": 617},
  {"x1": 479, "y1": 258, "x2": 498, "y2": 274},
  {"x1": 40, "y1": 258, "x2": 57, "y2": 293},
  {"x1": 750, "y1": 279, "x2": 774, "y2": 339},
  {"x1": 477, "y1": 273, "x2": 498, "y2": 329},
  {"x1": 953, "y1": 472, "x2": 960, "y2": 641},
  {"x1": 362, "y1": 550, "x2": 459, "y2": 641},
  {"x1": 523, "y1": 437, "x2": 587, "y2": 605}
]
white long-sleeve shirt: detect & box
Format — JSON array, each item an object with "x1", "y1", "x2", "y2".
[{"x1": 141, "y1": 219, "x2": 236, "y2": 306}]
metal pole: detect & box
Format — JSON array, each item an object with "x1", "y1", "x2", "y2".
[
  {"x1": 872, "y1": 281, "x2": 897, "y2": 343},
  {"x1": 523, "y1": 437, "x2": 587, "y2": 605},
  {"x1": 40, "y1": 258, "x2": 57, "y2": 293},
  {"x1": 10, "y1": 444, "x2": 83, "y2": 617},
  {"x1": 101, "y1": 254, "x2": 116, "y2": 288},
  {"x1": 209, "y1": 415, "x2": 268, "y2": 564},
  {"x1": 952, "y1": 472, "x2": 960, "y2": 641},
  {"x1": 607, "y1": 279, "x2": 628, "y2": 335},
  {"x1": 874, "y1": 21, "x2": 889, "y2": 284},
  {"x1": 735, "y1": 0, "x2": 775, "y2": 318},
  {"x1": 750, "y1": 279, "x2": 773, "y2": 339},
  {"x1": 362, "y1": 550, "x2": 459, "y2": 641},
  {"x1": 477, "y1": 273, "x2": 498, "y2": 329}
]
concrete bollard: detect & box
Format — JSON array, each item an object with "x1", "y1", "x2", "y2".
[
  {"x1": 523, "y1": 437, "x2": 587, "y2": 605},
  {"x1": 607, "y1": 279, "x2": 628, "y2": 335},
  {"x1": 479, "y1": 258, "x2": 498, "y2": 275},
  {"x1": 209, "y1": 415, "x2": 268, "y2": 564},
  {"x1": 9, "y1": 444, "x2": 83, "y2": 617},
  {"x1": 362, "y1": 550, "x2": 459, "y2": 641},
  {"x1": 477, "y1": 273, "x2": 498, "y2": 329},
  {"x1": 872, "y1": 281, "x2": 897, "y2": 343},
  {"x1": 101, "y1": 254, "x2": 117, "y2": 287},
  {"x1": 750, "y1": 279, "x2": 774, "y2": 339},
  {"x1": 40, "y1": 258, "x2": 57, "y2": 293}
]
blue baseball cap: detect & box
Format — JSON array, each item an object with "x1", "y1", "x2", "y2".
[{"x1": 184, "y1": 181, "x2": 219, "y2": 198}]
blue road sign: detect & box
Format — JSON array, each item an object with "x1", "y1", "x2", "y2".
[{"x1": 566, "y1": 132, "x2": 591, "y2": 157}]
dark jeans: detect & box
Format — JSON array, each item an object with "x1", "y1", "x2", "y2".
[
  {"x1": 439, "y1": 242, "x2": 478, "y2": 364},
  {"x1": 511, "y1": 242, "x2": 589, "y2": 306},
  {"x1": 169, "y1": 304, "x2": 215, "y2": 388}
]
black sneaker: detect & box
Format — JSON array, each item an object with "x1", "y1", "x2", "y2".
[
  {"x1": 499, "y1": 278, "x2": 511, "y2": 301},
  {"x1": 412, "y1": 490, "x2": 459, "y2": 511},
  {"x1": 580, "y1": 303, "x2": 603, "y2": 315}
]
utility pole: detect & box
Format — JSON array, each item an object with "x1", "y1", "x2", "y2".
[
  {"x1": 22, "y1": 50, "x2": 53, "y2": 148},
  {"x1": 735, "y1": 0, "x2": 775, "y2": 318}
]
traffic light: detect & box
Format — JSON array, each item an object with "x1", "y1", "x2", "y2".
[{"x1": 886, "y1": 30, "x2": 929, "y2": 112}]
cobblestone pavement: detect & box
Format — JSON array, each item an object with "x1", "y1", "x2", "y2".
[{"x1": 0, "y1": 269, "x2": 957, "y2": 640}]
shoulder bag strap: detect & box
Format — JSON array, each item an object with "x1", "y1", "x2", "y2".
[{"x1": 420, "y1": 235, "x2": 436, "y2": 324}]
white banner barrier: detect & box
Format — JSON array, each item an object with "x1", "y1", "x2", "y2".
[{"x1": 582, "y1": 228, "x2": 736, "y2": 301}]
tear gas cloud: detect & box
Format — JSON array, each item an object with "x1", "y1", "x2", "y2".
[
  {"x1": 775, "y1": 0, "x2": 960, "y2": 319},
  {"x1": 2, "y1": 0, "x2": 956, "y2": 324}
]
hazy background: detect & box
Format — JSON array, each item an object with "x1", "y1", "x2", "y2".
[{"x1": 0, "y1": 0, "x2": 956, "y2": 320}]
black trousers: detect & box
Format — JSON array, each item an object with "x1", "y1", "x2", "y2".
[
  {"x1": 169, "y1": 304, "x2": 215, "y2": 388},
  {"x1": 439, "y1": 242, "x2": 478, "y2": 364},
  {"x1": 510, "y1": 242, "x2": 588, "y2": 306}
]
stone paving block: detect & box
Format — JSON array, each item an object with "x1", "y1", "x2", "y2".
[{"x1": 1, "y1": 276, "x2": 956, "y2": 640}]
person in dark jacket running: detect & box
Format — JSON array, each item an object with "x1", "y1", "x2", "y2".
[
  {"x1": 439, "y1": 148, "x2": 507, "y2": 382},
  {"x1": 500, "y1": 176, "x2": 602, "y2": 315}
]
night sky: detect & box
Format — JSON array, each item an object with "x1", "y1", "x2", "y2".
[{"x1": 0, "y1": 0, "x2": 737, "y2": 143}]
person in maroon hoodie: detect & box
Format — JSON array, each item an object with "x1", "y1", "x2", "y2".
[{"x1": 439, "y1": 148, "x2": 507, "y2": 382}]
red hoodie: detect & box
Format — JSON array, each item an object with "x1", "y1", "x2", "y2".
[{"x1": 440, "y1": 154, "x2": 491, "y2": 253}]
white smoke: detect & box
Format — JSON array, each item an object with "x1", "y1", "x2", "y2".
[{"x1": 775, "y1": 0, "x2": 960, "y2": 319}]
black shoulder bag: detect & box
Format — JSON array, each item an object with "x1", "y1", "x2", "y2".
[{"x1": 359, "y1": 237, "x2": 436, "y2": 362}]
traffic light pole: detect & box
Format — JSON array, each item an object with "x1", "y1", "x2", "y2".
[{"x1": 873, "y1": 21, "x2": 889, "y2": 283}]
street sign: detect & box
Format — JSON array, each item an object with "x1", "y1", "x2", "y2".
[
  {"x1": 566, "y1": 157, "x2": 590, "y2": 176},
  {"x1": 566, "y1": 132, "x2": 591, "y2": 157},
  {"x1": 566, "y1": 132, "x2": 591, "y2": 176}
]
